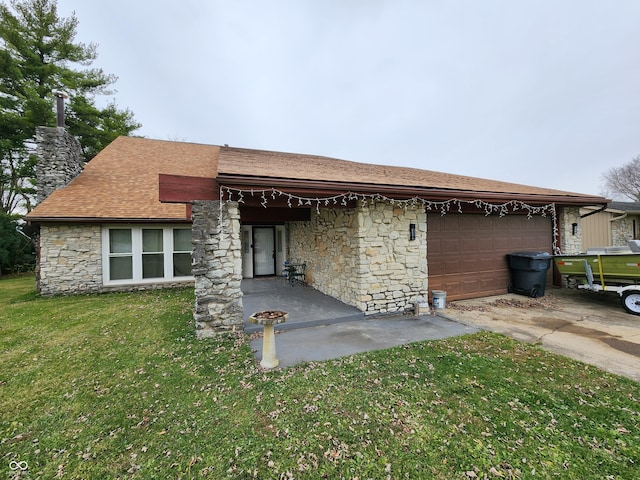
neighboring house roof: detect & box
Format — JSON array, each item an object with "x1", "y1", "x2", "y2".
[
  {"x1": 27, "y1": 137, "x2": 219, "y2": 222},
  {"x1": 608, "y1": 201, "x2": 640, "y2": 214},
  {"x1": 27, "y1": 136, "x2": 607, "y2": 223}
]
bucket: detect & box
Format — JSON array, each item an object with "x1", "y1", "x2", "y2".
[{"x1": 432, "y1": 290, "x2": 447, "y2": 310}]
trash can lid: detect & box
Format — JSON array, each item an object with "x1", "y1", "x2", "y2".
[{"x1": 507, "y1": 251, "x2": 552, "y2": 258}]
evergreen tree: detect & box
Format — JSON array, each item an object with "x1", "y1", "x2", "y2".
[
  {"x1": 0, "y1": 0, "x2": 141, "y2": 214},
  {"x1": 0, "y1": 213, "x2": 34, "y2": 274}
]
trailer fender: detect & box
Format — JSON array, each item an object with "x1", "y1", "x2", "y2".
[{"x1": 616, "y1": 285, "x2": 640, "y2": 297}]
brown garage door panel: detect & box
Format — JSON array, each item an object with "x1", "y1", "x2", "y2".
[
  {"x1": 488, "y1": 236, "x2": 511, "y2": 251},
  {"x1": 427, "y1": 213, "x2": 553, "y2": 301},
  {"x1": 463, "y1": 257, "x2": 495, "y2": 271},
  {"x1": 437, "y1": 271, "x2": 511, "y2": 298}
]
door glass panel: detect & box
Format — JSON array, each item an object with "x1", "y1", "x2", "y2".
[
  {"x1": 253, "y1": 227, "x2": 275, "y2": 275},
  {"x1": 241, "y1": 226, "x2": 253, "y2": 279},
  {"x1": 242, "y1": 229, "x2": 250, "y2": 254}
]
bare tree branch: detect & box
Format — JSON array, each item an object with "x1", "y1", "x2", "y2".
[{"x1": 602, "y1": 156, "x2": 640, "y2": 202}]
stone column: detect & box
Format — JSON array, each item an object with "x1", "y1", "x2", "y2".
[
  {"x1": 354, "y1": 201, "x2": 428, "y2": 314},
  {"x1": 192, "y1": 200, "x2": 244, "y2": 338},
  {"x1": 558, "y1": 206, "x2": 582, "y2": 254}
]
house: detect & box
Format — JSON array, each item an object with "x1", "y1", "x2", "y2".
[
  {"x1": 580, "y1": 202, "x2": 640, "y2": 251},
  {"x1": 26, "y1": 127, "x2": 608, "y2": 337}
]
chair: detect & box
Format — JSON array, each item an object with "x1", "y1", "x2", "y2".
[
  {"x1": 281, "y1": 259, "x2": 299, "y2": 283},
  {"x1": 288, "y1": 262, "x2": 306, "y2": 287}
]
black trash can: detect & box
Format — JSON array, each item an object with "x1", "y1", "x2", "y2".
[{"x1": 506, "y1": 251, "x2": 552, "y2": 298}]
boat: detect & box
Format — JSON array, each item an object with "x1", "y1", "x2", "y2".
[
  {"x1": 554, "y1": 240, "x2": 640, "y2": 315},
  {"x1": 555, "y1": 252, "x2": 640, "y2": 283}
]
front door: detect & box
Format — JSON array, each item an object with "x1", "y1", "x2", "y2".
[{"x1": 253, "y1": 226, "x2": 275, "y2": 276}]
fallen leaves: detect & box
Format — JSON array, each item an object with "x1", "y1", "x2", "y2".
[
  {"x1": 2, "y1": 279, "x2": 639, "y2": 480},
  {"x1": 449, "y1": 295, "x2": 558, "y2": 312},
  {"x1": 252, "y1": 310, "x2": 287, "y2": 320}
]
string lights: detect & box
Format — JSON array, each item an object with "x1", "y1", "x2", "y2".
[{"x1": 219, "y1": 186, "x2": 560, "y2": 253}]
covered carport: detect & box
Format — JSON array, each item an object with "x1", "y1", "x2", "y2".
[{"x1": 159, "y1": 145, "x2": 608, "y2": 337}]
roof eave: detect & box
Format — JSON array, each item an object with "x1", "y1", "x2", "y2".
[
  {"x1": 216, "y1": 174, "x2": 609, "y2": 207},
  {"x1": 25, "y1": 216, "x2": 191, "y2": 224}
]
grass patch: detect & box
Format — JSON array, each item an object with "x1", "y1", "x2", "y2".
[{"x1": 1, "y1": 275, "x2": 638, "y2": 479}]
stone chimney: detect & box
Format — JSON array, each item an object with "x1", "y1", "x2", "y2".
[
  {"x1": 35, "y1": 94, "x2": 84, "y2": 203},
  {"x1": 35, "y1": 126, "x2": 84, "y2": 203}
]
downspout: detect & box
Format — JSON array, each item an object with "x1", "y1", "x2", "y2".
[{"x1": 609, "y1": 212, "x2": 627, "y2": 222}]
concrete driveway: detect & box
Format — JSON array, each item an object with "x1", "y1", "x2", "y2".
[{"x1": 442, "y1": 287, "x2": 640, "y2": 382}]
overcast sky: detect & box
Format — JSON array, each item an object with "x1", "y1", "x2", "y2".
[{"x1": 56, "y1": 0, "x2": 640, "y2": 198}]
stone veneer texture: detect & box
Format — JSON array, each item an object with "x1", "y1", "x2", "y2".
[
  {"x1": 288, "y1": 201, "x2": 427, "y2": 314},
  {"x1": 192, "y1": 200, "x2": 244, "y2": 337},
  {"x1": 35, "y1": 126, "x2": 84, "y2": 204},
  {"x1": 558, "y1": 207, "x2": 582, "y2": 254},
  {"x1": 611, "y1": 214, "x2": 640, "y2": 246},
  {"x1": 38, "y1": 224, "x2": 103, "y2": 295}
]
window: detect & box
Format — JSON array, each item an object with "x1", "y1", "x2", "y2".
[
  {"x1": 109, "y1": 229, "x2": 133, "y2": 280},
  {"x1": 103, "y1": 226, "x2": 192, "y2": 284},
  {"x1": 173, "y1": 229, "x2": 192, "y2": 277},
  {"x1": 142, "y1": 229, "x2": 164, "y2": 278}
]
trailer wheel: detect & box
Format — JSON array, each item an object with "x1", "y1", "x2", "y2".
[{"x1": 621, "y1": 291, "x2": 640, "y2": 315}]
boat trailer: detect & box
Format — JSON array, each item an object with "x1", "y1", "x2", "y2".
[
  {"x1": 554, "y1": 242, "x2": 640, "y2": 316},
  {"x1": 574, "y1": 258, "x2": 640, "y2": 315}
]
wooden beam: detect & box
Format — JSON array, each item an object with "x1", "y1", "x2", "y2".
[
  {"x1": 159, "y1": 174, "x2": 218, "y2": 203},
  {"x1": 240, "y1": 206, "x2": 311, "y2": 223}
]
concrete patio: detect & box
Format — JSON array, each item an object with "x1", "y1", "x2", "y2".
[
  {"x1": 242, "y1": 277, "x2": 365, "y2": 333},
  {"x1": 242, "y1": 277, "x2": 480, "y2": 367}
]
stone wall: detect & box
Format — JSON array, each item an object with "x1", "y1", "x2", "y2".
[
  {"x1": 611, "y1": 214, "x2": 640, "y2": 245},
  {"x1": 558, "y1": 206, "x2": 582, "y2": 254},
  {"x1": 358, "y1": 201, "x2": 427, "y2": 313},
  {"x1": 289, "y1": 207, "x2": 360, "y2": 306},
  {"x1": 37, "y1": 223, "x2": 194, "y2": 295},
  {"x1": 288, "y1": 201, "x2": 427, "y2": 314},
  {"x1": 192, "y1": 200, "x2": 244, "y2": 337},
  {"x1": 38, "y1": 224, "x2": 103, "y2": 295},
  {"x1": 35, "y1": 127, "x2": 84, "y2": 203}
]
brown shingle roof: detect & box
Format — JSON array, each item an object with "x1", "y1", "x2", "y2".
[
  {"x1": 27, "y1": 136, "x2": 607, "y2": 222},
  {"x1": 27, "y1": 137, "x2": 219, "y2": 221},
  {"x1": 217, "y1": 146, "x2": 594, "y2": 198}
]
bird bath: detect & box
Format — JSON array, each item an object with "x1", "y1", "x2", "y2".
[{"x1": 249, "y1": 310, "x2": 288, "y2": 369}]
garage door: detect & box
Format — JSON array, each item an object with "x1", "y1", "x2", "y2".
[{"x1": 427, "y1": 213, "x2": 553, "y2": 301}]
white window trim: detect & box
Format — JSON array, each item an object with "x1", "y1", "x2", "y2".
[{"x1": 102, "y1": 225, "x2": 194, "y2": 286}]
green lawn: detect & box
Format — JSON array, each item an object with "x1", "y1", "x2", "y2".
[{"x1": 1, "y1": 275, "x2": 638, "y2": 479}]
